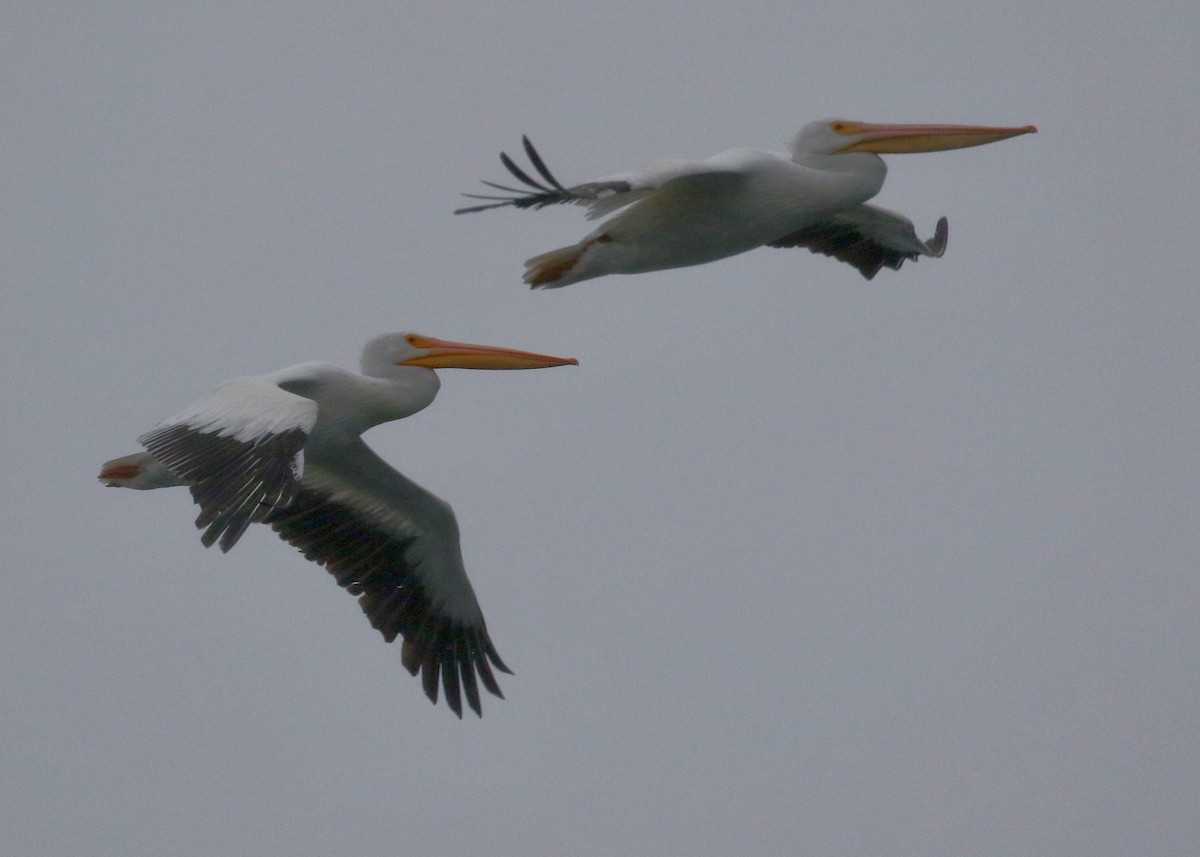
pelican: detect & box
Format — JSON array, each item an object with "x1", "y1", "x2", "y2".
[
  {"x1": 99, "y1": 332, "x2": 577, "y2": 718},
  {"x1": 457, "y1": 118, "x2": 1036, "y2": 287}
]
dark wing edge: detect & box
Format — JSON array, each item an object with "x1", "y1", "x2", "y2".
[
  {"x1": 769, "y1": 215, "x2": 949, "y2": 280},
  {"x1": 139, "y1": 423, "x2": 307, "y2": 552},
  {"x1": 266, "y1": 488, "x2": 510, "y2": 718},
  {"x1": 455, "y1": 135, "x2": 632, "y2": 214}
]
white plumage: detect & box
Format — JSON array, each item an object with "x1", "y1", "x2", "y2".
[
  {"x1": 458, "y1": 118, "x2": 1035, "y2": 287},
  {"x1": 100, "y1": 332, "x2": 577, "y2": 718}
]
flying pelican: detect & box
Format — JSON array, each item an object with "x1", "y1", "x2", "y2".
[
  {"x1": 457, "y1": 118, "x2": 1036, "y2": 288},
  {"x1": 99, "y1": 332, "x2": 578, "y2": 718}
]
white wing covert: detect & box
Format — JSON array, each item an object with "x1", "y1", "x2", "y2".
[{"x1": 139, "y1": 376, "x2": 318, "y2": 552}]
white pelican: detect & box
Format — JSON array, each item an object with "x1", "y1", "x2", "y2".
[
  {"x1": 457, "y1": 118, "x2": 1036, "y2": 288},
  {"x1": 99, "y1": 332, "x2": 578, "y2": 718}
]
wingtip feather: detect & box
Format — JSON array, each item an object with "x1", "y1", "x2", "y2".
[{"x1": 928, "y1": 217, "x2": 949, "y2": 257}]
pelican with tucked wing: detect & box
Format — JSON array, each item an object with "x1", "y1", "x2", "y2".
[
  {"x1": 457, "y1": 118, "x2": 1036, "y2": 287},
  {"x1": 99, "y1": 332, "x2": 577, "y2": 718}
]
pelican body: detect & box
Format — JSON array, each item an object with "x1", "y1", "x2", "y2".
[
  {"x1": 457, "y1": 119, "x2": 1036, "y2": 287},
  {"x1": 99, "y1": 332, "x2": 577, "y2": 718}
]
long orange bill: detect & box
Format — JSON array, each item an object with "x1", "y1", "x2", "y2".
[
  {"x1": 837, "y1": 122, "x2": 1037, "y2": 154},
  {"x1": 399, "y1": 335, "x2": 578, "y2": 370}
]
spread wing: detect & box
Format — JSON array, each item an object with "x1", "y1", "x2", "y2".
[
  {"x1": 139, "y1": 376, "x2": 318, "y2": 552},
  {"x1": 267, "y1": 438, "x2": 510, "y2": 718},
  {"x1": 455, "y1": 135, "x2": 740, "y2": 221},
  {"x1": 769, "y1": 206, "x2": 949, "y2": 279},
  {"x1": 455, "y1": 136, "x2": 636, "y2": 215}
]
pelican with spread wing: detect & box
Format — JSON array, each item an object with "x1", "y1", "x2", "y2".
[
  {"x1": 457, "y1": 118, "x2": 1035, "y2": 287},
  {"x1": 100, "y1": 332, "x2": 577, "y2": 718}
]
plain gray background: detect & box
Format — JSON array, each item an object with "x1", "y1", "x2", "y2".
[{"x1": 4, "y1": 2, "x2": 1198, "y2": 855}]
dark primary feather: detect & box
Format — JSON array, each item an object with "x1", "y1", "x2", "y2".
[
  {"x1": 266, "y1": 488, "x2": 510, "y2": 718},
  {"x1": 769, "y1": 216, "x2": 948, "y2": 280},
  {"x1": 139, "y1": 424, "x2": 307, "y2": 552},
  {"x1": 520, "y1": 134, "x2": 565, "y2": 189},
  {"x1": 455, "y1": 136, "x2": 632, "y2": 214}
]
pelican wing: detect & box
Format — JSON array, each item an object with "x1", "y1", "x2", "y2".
[
  {"x1": 267, "y1": 438, "x2": 509, "y2": 718},
  {"x1": 456, "y1": 136, "x2": 636, "y2": 214},
  {"x1": 456, "y1": 136, "x2": 738, "y2": 220},
  {"x1": 139, "y1": 377, "x2": 318, "y2": 552},
  {"x1": 768, "y1": 206, "x2": 948, "y2": 279}
]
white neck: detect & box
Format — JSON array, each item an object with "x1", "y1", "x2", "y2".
[{"x1": 276, "y1": 362, "x2": 441, "y2": 438}]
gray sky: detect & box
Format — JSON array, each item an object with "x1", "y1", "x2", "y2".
[{"x1": 4, "y1": 2, "x2": 1198, "y2": 855}]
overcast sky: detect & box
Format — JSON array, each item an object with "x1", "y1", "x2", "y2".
[{"x1": 4, "y1": 2, "x2": 1198, "y2": 855}]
